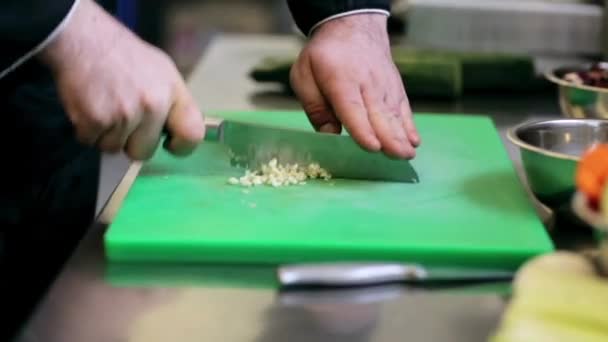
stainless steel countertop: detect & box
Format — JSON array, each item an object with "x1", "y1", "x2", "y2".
[{"x1": 15, "y1": 34, "x2": 569, "y2": 342}]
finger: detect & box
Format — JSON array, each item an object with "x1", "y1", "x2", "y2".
[
  {"x1": 97, "y1": 103, "x2": 142, "y2": 153},
  {"x1": 97, "y1": 121, "x2": 127, "y2": 153},
  {"x1": 125, "y1": 113, "x2": 164, "y2": 161},
  {"x1": 290, "y1": 60, "x2": 341, "y2": 134},
  {"x1": 400, "y1": 94, "x2": 420, "y2": 147},
  {"x1": 163, "y1": 81, "x2": 205, "y2": 156},
  {"x1": 65, "y1": 103, "x2": 106, "y2": 146},
  {"x1": 72, "y1": 115, "x2": 104, "y2": 146},
  {"x1": 391, "y1": 67, "x2": 420, "y2": 148},
  {"x1": 316, "y1": 77, "x2": 381, "y2": 151},
  {"x1": 362, "y1": 83, "x2": 414, "y2": 159},
  {"x1": 68, "y1": 89, "x2": 116, "y2": 146}
]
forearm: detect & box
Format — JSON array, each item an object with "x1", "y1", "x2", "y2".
[
  {"x1": 0, "y1": 0, "x2": 79, "y2": 79},
  {"x1": 286, "y1": 0, "x2": 391, "y2": 36}
]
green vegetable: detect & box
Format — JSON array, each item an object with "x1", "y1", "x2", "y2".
[
  {"x1": 249, "y1": 47, "x2": 546, "y2": 100},
  {"x1": 392, "y1": 56, "x2": 462, "y2": 99},
  {"x1": 249, "y1": 56, "x2": 293, "y2": 88},
  {"x1": 249, "y1": 54, "x2": 462, "y2": 99},
  {"x1": 391, "y1": 48, "x2": 540, "y2": 92}
]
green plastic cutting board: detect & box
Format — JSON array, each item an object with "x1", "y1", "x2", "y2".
[{"x1": 104, "y1": 111, "x2": 554, "y2": 270}]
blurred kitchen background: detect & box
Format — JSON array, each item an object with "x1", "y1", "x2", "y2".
[
  {"x1": 133, "y1": 0, "x2": 294, "y2": 76},
  {"x1": 130, "y1": 0, "x2": 607, "y2": 76}
]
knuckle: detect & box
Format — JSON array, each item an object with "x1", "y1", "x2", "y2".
[
  {"x1": 302, "y1": 100, "x2": 327, "y2": 114},
  {"x1": 125, "y1": 145, "x2": 147, "y2": 161},
  {"x1": 89, "y1": 111, "x2": 112, "y2": 130},
  {"x1": 368, "y1": 69, "x2": 380, "y2": 85},
  {"x1": 319, "y1": 72, "x2": 340, "y2": 90},
  {"x1": 324, "y1": 76, "x2": 361, "y2": 102},
  {"x1": 125, "y1": 137, "x2": 159, "y2": 161},
  {"x1": 389, "y1": 104, "x2": 402, "y2": 120},
  {"x1": 98, "y1": 139, "x2": 122, "y2": 153},
  {"x1": 115, "y1": 100, "x2": 136, "y2": 124},
  {"x1": 87, "y1": 106, "x2": 114, "y2": 131},
  {"x1": 379, "y1": 92, "x2": 406, "y2": 120},
  {"x1": 308, "y1": 45, "x2": 329, "y2": 62},
  {"x1": 75, "y1": 129, "x2": 96, "y2": 145},
  {"x1": 302, "y1": 102, "x2": 330, "y2": 122},
  {"x1": 140, "y1": 92, "x2": 167, "y2": 114},
  {"x1": 182, "y1": 130, "x2": 205, "y2": 146},
  {"x1": 336, "y1": 90, "x2": 365, "y2": 110},
  {"x1": 126, "y1": 151, "x2": 142, "y2": 161}
]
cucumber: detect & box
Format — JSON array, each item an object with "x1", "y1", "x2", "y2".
[
  {"x1": 249, "y1": 56, "x2": 294, "y2": 89},
  {"x1": 249, "y1": 47, "x2": 540, "y2": 99},
  {"x1": 391, "y1": 47, "x2": 540, "y2": 92},
  {"x1": 392, "y1": 56, "x2": 462, "y2": 99}
]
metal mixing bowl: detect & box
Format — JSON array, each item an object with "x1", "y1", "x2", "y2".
[
  {"x1": 507, "y1": 119, "x2": 608, "y2": 211},
  {"x1": 545, "y1": 66, "x2": 608, "y2": 120}
]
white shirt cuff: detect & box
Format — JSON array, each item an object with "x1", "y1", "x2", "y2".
[
  {"x1": 308, "y1": 8, "x2": 391, "y2": 36},
  {"x1": 0, "y1": 0, "x2": 82, "y2": 80}
]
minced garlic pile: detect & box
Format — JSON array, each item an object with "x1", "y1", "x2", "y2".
[{"x1": 228, "y1": 158, "x2": 331, "y2": 187}]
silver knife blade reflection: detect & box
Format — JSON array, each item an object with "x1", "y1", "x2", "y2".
[{"x1": 277, "y1": 262, "x2": 513, "y2": 287}]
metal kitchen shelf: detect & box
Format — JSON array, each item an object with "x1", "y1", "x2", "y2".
[{"x1": 396, "y1": 0, "x2": 604, "y2": 57}]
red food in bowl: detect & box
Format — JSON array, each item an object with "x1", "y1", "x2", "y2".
[
  {"x1": 576, "y1": 143, "x2": 608, "y2": 212},
  {"x1": 564, "y1": 62, "x2": 608, "y2": 89}
]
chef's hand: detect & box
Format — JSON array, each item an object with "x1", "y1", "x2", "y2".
[
  {"x1": 290, "y1": 13, "x2": 420, "y2": 159},
  {"x1": 39, "y1": 0, "x2": 205, "y2": 161}
]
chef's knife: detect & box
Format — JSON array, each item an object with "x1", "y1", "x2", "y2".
[
  {"x1": 215, "y1": 119, "x2": 419, "y2": 183},
  {"x1": 277, "y1": 263, "x2": 513, "y2": 288},
  {"x1": 162, "y1": 117, "x2": 419, "y2": 182}
]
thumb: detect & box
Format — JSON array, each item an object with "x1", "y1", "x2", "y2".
[
  {"x1": 290, "y1": 59, "x2": 341, "y2": 134},
  {"x1": 164, "y1": 82, "x2": 205, "y2": 156}
]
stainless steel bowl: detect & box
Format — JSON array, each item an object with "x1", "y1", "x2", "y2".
[
  {"x1": 545, "y1": 66, "x2": 608, "y2": 120},
  {"x1": 507, "y1": 119, "x2": 608, "y2": 210}
]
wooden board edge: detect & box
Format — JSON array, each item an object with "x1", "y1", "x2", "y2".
[{"x1": 98, "y1": 161, "x2": 143, "y2": 224}]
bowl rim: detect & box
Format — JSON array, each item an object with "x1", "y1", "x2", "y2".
[
  {"x1": 506, "y1": 118, "x2": 594, "y2": 162},
  {"x1": 545, "y1": 68, "x2": 608, "y2": 94}
]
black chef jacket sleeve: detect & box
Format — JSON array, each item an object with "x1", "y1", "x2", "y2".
[
  {"x1": 0, "y1": 0, "x2": 78, "y2": 79},
  {"x1": 286, "y1": 0, "x2": 391, "y2": 36}
]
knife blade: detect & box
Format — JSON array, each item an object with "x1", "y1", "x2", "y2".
[
  {"x1": 277, "y1": 263, "x2": 513, "y2": 287},
  {"x1": 216, "y1": 120, "x2": 419, "y2": 183}
]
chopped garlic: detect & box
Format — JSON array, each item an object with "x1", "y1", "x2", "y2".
[{"x1": 228, "y1": 158, "x2": 331, "y2": 188}]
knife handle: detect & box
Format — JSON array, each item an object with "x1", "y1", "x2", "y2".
[
  {"x1": 160, "y1": 116, "x2": 222, "y2": 147},
  {"x1": 277, "y1": 263, "x2": 428, "y2": 287}
]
